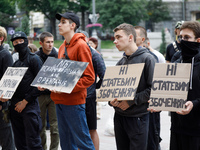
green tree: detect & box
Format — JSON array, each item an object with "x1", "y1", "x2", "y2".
[
  {"x1": 160, "y1": 28, "x2": 166, "y2": 55},
  {"x1": 0, "y1": 0, "x2": 16, "y2": 27},
  {"x1": 145, "y1": 0, "x2": 172, "y2": 31},
  {"x1": 96, "y1": 0, "x2": 148, "y2": 30},
  {"x1": 15, "y1": 15, "x2": 30, "y2": 35},
  {"x1": 67, "y1": 0, "x2": 92, "y2": 30},
  {"x1": 16, "y1": 0, "x2": 68, "y2": 40}
]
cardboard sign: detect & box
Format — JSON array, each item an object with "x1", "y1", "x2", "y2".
[
  {"x1": 149, "y1": 63, "x2": 191, "y2": 112},
  {"x1": 0, "y1": 67, "x2": 28, "y2": 99},
  {"x1": 31, "y1": 57, "x2": 88, "y2": 93},
  {"x1": 96, "y1": 63, "x2": 144, "y2": 102}
]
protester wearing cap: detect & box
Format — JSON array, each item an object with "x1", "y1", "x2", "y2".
[
  {"x1": 39, "y1": 12, "x2": 95, "y2": 149},
  {"x1": 0, "y1": 31, "x2": 43, "y2": 149},
  {"x1": 166, "y1": 21, "x2": 184, "y2": 63}
]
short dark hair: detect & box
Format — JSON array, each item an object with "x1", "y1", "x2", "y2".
[
  {"x1": 134, "y1": 26, "x2": 147, "y2": 39},
  {"x1": 113, "y1": 23, "x2": 136, "y2": 42},
  {"x1": 39, "y1": 32, "x2": 54, "y2": 43},
  {"x1": 180, "y1": 21, "x2": 200, "y2": 39},
  {"x1": 89, "y1": 37, "x2": 98, "y2": 49},
  {"x1": 68, "y1": 19, "x2": 78, "y2": 32},
  {"x1": 143, "y1": 37, "x2": 149, "y2": 46}
]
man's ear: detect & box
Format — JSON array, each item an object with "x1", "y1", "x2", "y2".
[
  {"x1": 0, "y1": 37, "x2": 4, "y2": 43},
  {"x1": 147, "y1": 41, "x2": 150, "y2": 47},
  {"x1": 71, "y1": 22, "x2": 76, "y2": 30},
  {"x1": 129, "y1": 34, "x2": 134, "y2": 42},
  {"x1": 196, "y1": 38, "x2": 200, "y2": 43},
  {"x1": 39, "y1": 41, "x2": 43, "y2": 46},
  {"x1": 141, "y1": 37, "x2": 145, "y2": 43}
]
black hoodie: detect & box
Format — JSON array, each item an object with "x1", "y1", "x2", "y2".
[
  {"x1": 35, "y1": 47, "x2": 58, "y2": 95},
  {"x1": 112, "y1": 47, "x2": 156, "y2": 117},
  {"x1": 171, "y1": 48, "x2": 200, "y2": 136},
  {"x1": 36, "y1": 47, "x2": 58, "y2": 63},
  {"x1": 11, "y1": 46, "x2": 43, "y2": 104},
  {"x1": 0, "y1": 45, "x2": 13, "y2": 128}
]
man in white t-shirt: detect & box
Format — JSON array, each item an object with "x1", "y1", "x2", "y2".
[{"x1": 143, "y1": 37, "x2": 166, "y2": 63}]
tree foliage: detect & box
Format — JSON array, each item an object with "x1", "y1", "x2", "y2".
[
  {"x1": 146, "y1": 0, "x2": 171, "y2": 23},
  {"x1": 160, "y1": 28, "x2": 166, "y2": 55},
  {"x1": 68, "y1": 0, "x2": 91, "y2": 12},
  {"x1": 16, "y1": 0, "x2": 93, "y2": 38},
  {"x1": 15, "y1": 16, "x2": 30, "y2": 35},
  {"x1": 96, "y1": 0, "x2": 148, "y2": 30},
  {"x1": 145, "y1": 0, "x2": 172, "y2": 31},
  {"x1": 0, "y1": 0, "x2": 16, "y2": 27},
  {"x1": 16, "y1": 0, "x2": 68, "y2": 39},
  {"x1": 95, "y1": 0, "x2": 171, "y2": 31},
  {"x1": 67, "y1": 0, "x2": 92, "y2": 30}
]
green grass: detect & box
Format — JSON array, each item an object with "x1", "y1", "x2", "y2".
[
  {"x1": 101, "y1": 40, "x2": 115, "y2": 49},
  {"x1": 32, "y1": 39, "x2": 114, "y2": 49}
]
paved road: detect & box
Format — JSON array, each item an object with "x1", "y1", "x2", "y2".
[{"x1": 46, "y1": 104, "x2": 171, "y2": 150}]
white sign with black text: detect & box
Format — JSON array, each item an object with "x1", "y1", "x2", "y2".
[{"x1": 0, "y1": 67, "x2": 28, "y2": 99}]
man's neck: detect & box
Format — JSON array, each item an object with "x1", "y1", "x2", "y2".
[
  {"x1": 43, "y1": 49, "x2": 51, "y2": 55},
  {"x1": 63, "y1": 32, "x2": 75, "y2": 44},
  {"x1": 124, "y1": 44, "x2": 138, "y2": 56}
]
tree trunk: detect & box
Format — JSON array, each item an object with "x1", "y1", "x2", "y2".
[
  {"x1": 145, "y1": 20, "x2": 154, "y2": 32},
  {"x1": 81, "y1": 11, "x2": 85, "y2": 31},
  {"x1": 50, "y1": 18, "x2": 57, "y2": 40}
]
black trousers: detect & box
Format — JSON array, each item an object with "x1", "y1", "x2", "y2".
[
  {"x1": 0, "y1": 125, "x2": 15, "y2": 150},
  {"x1": 114, "y1": 113, "x2": 149, "y2": 150},
  {"x1": 170, "y1": 131, "x2": 200, "y2": 150},
  {"x1": 147, "y1": 112, "x2": 161, "y2": 150},
  {"x1": 10, "y1": 100, "x2": 43, "y2": 150}
]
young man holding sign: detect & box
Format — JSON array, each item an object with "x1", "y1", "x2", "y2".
[
  {"x1": 169, "y1": 21, "x2": 200, "y2": 150},
  {"x1": 49, "y1": 12, "x2": 95, "y2": 149},
  {"x1": 0, "y1": 31, "x2": 43, "y2": 149},
  {"x1": 36, "y1": 32, "x2": 59, "y2": 150},
  {"x1": 110, "y1": 23, "x2": 155, "y2": 150}
]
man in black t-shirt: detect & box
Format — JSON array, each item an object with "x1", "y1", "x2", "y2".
[{"x1": 166, "y1": 21, "x2": 184, "y2": 62}]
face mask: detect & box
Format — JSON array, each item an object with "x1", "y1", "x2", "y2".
[
  {"x1": 13, "y1": 39, "x2": 28, "y2": 53},
  {"x1": 13, "y1": 39, "x2": 28, "y2": 59},
  {"x1": 180, "y1": 40, "x2": 200, "y2": 62}
]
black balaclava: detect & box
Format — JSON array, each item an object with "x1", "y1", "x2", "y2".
[
  {"x1": 180, "y1": 40, "x2": 200, "y2": 63},
  {"x1": 13, "y1": 38, "x2": 29, "y2": 60}
]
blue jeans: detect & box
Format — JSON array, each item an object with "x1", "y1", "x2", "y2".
[{"x1": 56, "y1": 104, "x2": 95, "y2": 150}]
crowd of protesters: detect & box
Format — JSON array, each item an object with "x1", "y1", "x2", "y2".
[{"x1": 0, "y1": 11, "x2": 200, "y2": 150}]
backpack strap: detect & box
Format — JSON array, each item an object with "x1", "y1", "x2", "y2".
[
  {"x1": 64, "y1": 46, "x2": 70, "y2": 60},
  {"x1": 173, "y1": 42, "x2": 179, "y2": 52}
]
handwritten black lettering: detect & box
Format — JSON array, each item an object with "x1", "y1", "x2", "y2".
[
  {"x1": 166, "y1": 64, "x2": 177, "y2": 76},
  {"x1": 5, "y1": 69, "x2": 27, "y2": 76},
  {"x1": 98, "y1": 88, "x2": 136, "y2": 99},
  {"x1": 119, "y1": 66, "x2": 128, "y2": 75},
  {"x1": 0, "y1": 79, "x2": 18, "y2": 88},
  {"x1": 101, "y1": 77, "x2": 137, "y2": 87},
  {"x1": 4, "y1": 91, "x2": 14, "y2": 98},
  {"x1": 150, "y1": 97, "x2": 187, "y2": 109},
  {"x1": 152, "y1": 80, "x2": 189, "y2": 91}
]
